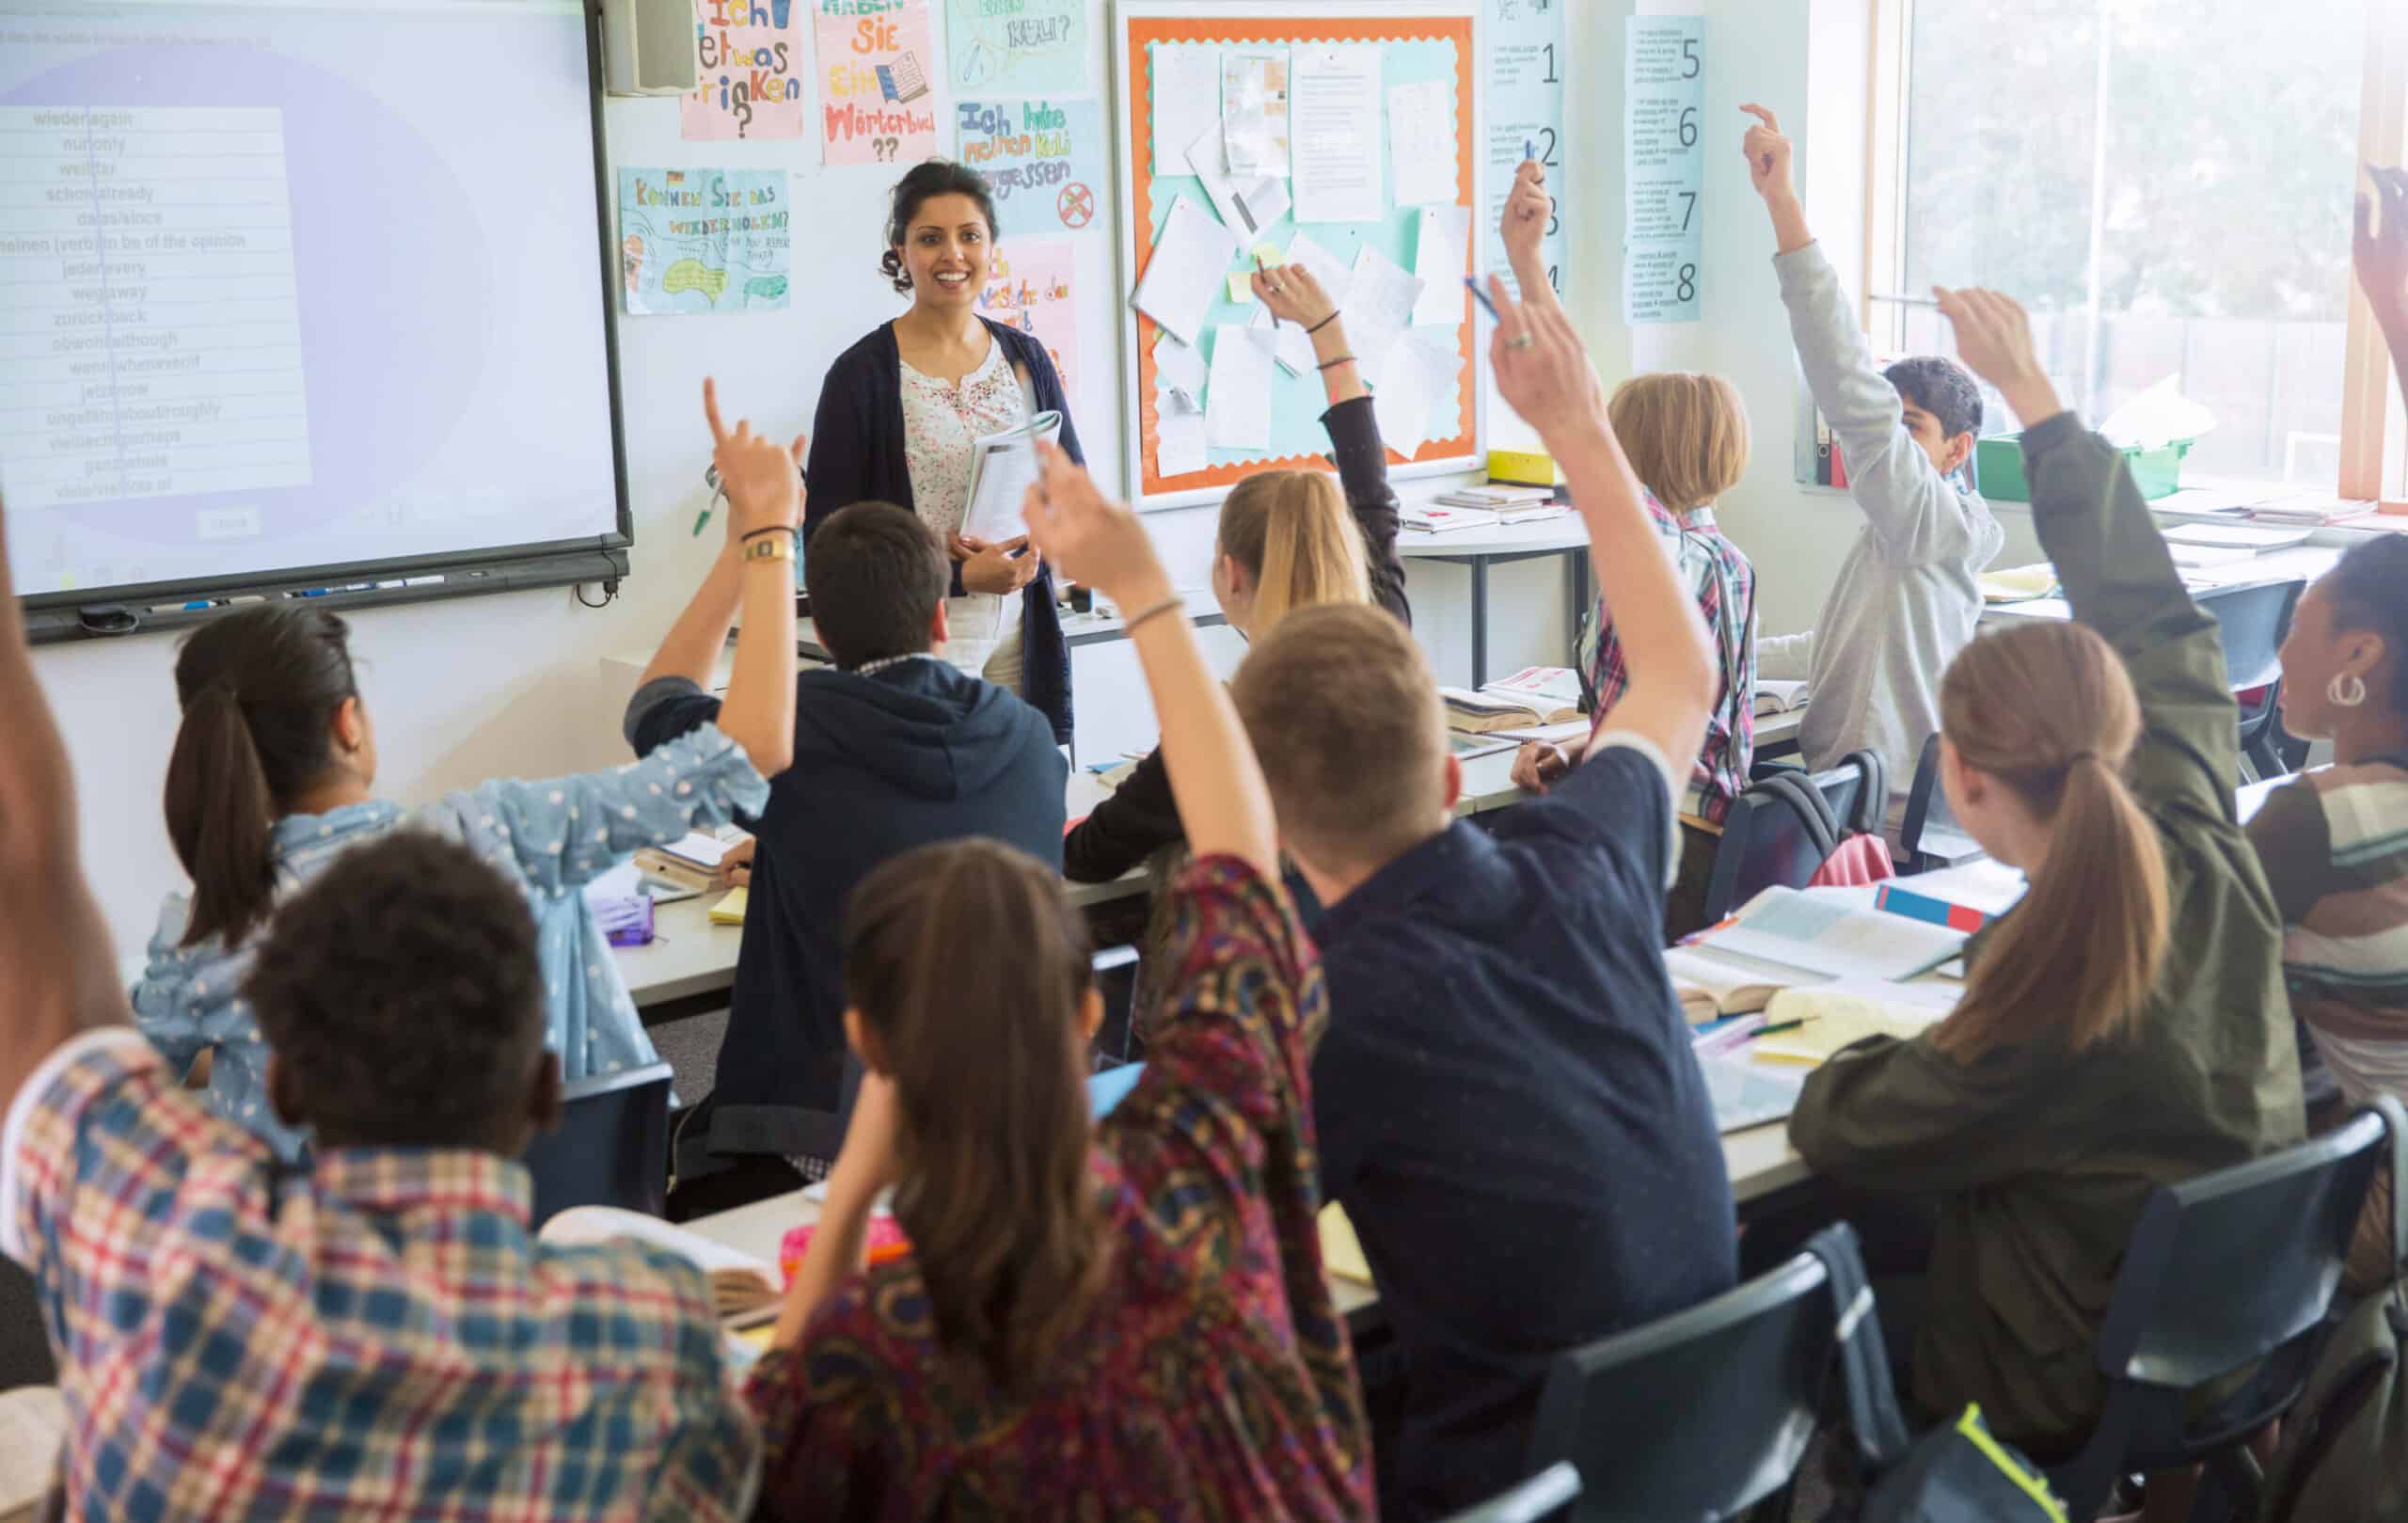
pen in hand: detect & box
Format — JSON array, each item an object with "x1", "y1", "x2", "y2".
[{"x1": 1256, "y1": 255, "x2": 1278, "y2": 328}]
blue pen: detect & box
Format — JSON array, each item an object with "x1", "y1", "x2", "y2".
[
  {"x1": 1526, "y1": 137, "x2": 1534, "y2": 162},
  {"x1": 1464, "y1": 276, "x2": 1501, "y2": 323}
]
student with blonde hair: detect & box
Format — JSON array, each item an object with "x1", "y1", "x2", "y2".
[
  {"x1": 1780, "y1": 287, "x2": 2303, "y2": 1459},
  {"x1": 1062, "y1": 260, "x2": 1408, "y2": 884},
  {"x1": 1506, "y1": 187, "x2": 1758, "y2": 935}
]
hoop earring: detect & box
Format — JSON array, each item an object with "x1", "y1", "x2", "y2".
[{"x1": 2328, "y1": 672, "x2": 2368, "y2": 709}]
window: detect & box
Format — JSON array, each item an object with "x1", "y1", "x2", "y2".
[{"x1": 1864, "y1": 0, "x2": 2408, "y2": 500}]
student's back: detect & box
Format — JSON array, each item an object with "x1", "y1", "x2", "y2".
[{"x1": 627, "y1": 501, "x2": 1065, "y2": 1170}]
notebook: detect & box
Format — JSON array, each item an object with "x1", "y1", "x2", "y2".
[
  {"x1": 958, "y1": 410, "x2": 1064, "y2": 542},
  {"x1": 1698, "y1": 1052, "x2": 1808, "y2": 1134},
  {"x1": 1752, "y1": 679, "x2": 1811, "y2": 716},
  {"x1": 1749, "y1": 978, "x2": 1960, "y2": 1065},
  {"x1": 1440, "y1": 668, "x2": 1584, "y2": 732}
]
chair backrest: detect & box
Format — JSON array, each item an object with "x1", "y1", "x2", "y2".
[
  {"x1": 2096, "y1": 1106, "x2": 2388, "y2": 1389},
  {"x1": 520, "y1": 1061, "x2": 673, "y2": 1229},
  {"x1": 2199, "y1": 579, "x2": 2303, "y2": 695},
  {"x1": 1527, "y1": 1252, "x2": 1834, "y2": 1521},
  {"x1": 1700, "y1": 754, "x2": 1883, "y2": 922},
  {"x1": 1440, "y1": 1463, "x2": 1580, "y2": 1523}
]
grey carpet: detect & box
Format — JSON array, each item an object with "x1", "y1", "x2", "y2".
[{"x1": 649, "y1": 1007, "x2": 727, "y2": 1113}]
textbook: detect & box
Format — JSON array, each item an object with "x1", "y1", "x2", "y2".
[
  {"x1": 959, "y1": 410, "x2": 1064, "y2": 542},
  {"x1": 1980, "y1": 564, "x2": 2059, "y2": 603},
  {"x1": 1440, "y1": 667, "x2": 1584, "y2": 731},
  {"x1": 1662, "y1": 943, "x2": 1823, "y2": 1023},
  {"x1": 1752, "y1": 679, "x2": 1811, "y2": 717},
  {"x1": 1697, "y1": 886, "x2": 1969, "y2": 983},
  {"x1": 1433, "y1": 483, "x2": 1556, "y2": 508},
  {"x1": 1401, "y1": 504, "x2": 1501, "y2": 533}
]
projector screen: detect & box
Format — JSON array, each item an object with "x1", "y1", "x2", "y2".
[{"x1": 0, "y1": 0, "x2": 627, "y2": 612}]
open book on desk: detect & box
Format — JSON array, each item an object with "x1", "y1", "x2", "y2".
[
  {"x1": 1751, "y1": 977, "x2": 1961, "y2": 1065},
  {"x1": 958, "y1": 410, "x2": 1063, "y2": 543},
  {"x1": 1695, "y1": 885, "x2": 1969, "y2": 983}
]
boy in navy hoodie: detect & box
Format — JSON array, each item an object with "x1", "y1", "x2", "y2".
[{"x1": 627, "y1": 498, "x2": 1066, "y2": 1203}]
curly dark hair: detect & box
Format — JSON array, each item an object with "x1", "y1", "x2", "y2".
[
  {"x1": 880, "y1": 159, "x2": 998, "y2": 294},
  {"x1": 1884, "y1": 355, "x2": 1985, "y2": 442},
  {"x1": 244, "y1": 831, "x2": 546, "y2": 1150}
]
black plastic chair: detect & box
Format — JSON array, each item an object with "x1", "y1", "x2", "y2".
[
  {"x1": 1439, "y1": 1463, "x2": 1580, "y2": 1523},
  {"x1": 1699, "y1": 752, "x2": 1886, "y2": 923},
  {"x1": 2198, "y1": 579, "x2": 2303, "y2": 783},
  {"x1": 1525, "y1": 1249, "x2": 1838, "y2": 1521},
  {"x1": 521, "y1": 1060, "x2": 673, "y2": 1228},
  {"x1": 1896, "y1": 732, "x2": 1985, "y2": 872},
  {"x1": 2042, "y1": 1095, "x2": 2401, "y2": 1522}
]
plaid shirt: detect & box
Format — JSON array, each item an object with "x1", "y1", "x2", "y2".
[
  {"x1": 2, "y1": 1030, "x2": 759, "y2": 1521},
  {"x1": 1581, "y1": 497, "x2": 1757, "y2": 825}
]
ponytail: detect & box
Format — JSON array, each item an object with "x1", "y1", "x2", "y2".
[
  {"x1": 1930, "y1": 623, "x2": 2170, "y2": 1061},
  {"x1": 1216, "y1": 470, "x2": 1370, "y2": 638},
  {"x1": 162, "y1": 607, "x2": 359, "y2": 949},
  {"x1": 844, "y1": 839, "x2": 1107, "y2": 1396}
]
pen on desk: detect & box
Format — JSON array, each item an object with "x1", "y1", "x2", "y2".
[
  {"x1": 1256, "y1": 255, "x2": 1277, "y2": 328},
  {"x1": 1464, "y1": 275, "x2": 1500, "y2": 324},
  {"x1": 1754, "y1": 1016, "x2": 1821, "y2": 1038}
]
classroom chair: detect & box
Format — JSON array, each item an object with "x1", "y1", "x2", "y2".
[
  {"x1": 1438, "y1": 1463, "x2": 1580, "y2": 1523},
  {"x1": 1523, "y1": 1241, "x2": 1843, "y2": 1520},
  {"x1": 2198, "y1": 579, "x2": 2302, "y2": 784},
  {"x1": 521, "y1": 1061, "x2": 673, "y2": 1228},
  {"x1": 1699, "y1": 752, "x2": 1888, "y2": 924},
  {"x1": 2040, "y1": 1095, "x2": 2401, "y2": 1523},
  {"x1": 1896, "y1": 733, "x2": 1985, "y2": 873}
]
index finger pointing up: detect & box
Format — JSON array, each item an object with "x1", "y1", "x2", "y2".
[
  {"x1": 1739, "y1": 103, "x2": 1780, "y2": 133},
  {"x1": 702, "y1": 376, "x2": 728, "y2": 444}
]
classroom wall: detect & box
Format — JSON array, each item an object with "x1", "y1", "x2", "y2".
[{"x1": 38, "y1": 1, "x2": 1900, "y2": 959}]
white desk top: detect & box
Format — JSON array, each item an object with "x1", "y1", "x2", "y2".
[
  {"x1": 1983, "y1": 543, "x2": 2343, "y2": 627},
  {"x1": 1397, "y1": 516, "x2": 1592, "y2": 559}
]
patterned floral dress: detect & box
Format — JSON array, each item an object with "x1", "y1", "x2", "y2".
[
  {"x1": 743, "y1": 856, "x2": 1375, "y2": 1522},
  {"x1": 899, "y1": 337, "x2": 1027, "y2": 688}
]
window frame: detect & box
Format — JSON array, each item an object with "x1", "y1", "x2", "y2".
[{"x1": 1861, "y1": 0, "x2": 2408, "y2": 500}]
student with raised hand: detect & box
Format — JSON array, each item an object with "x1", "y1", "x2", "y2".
[
  {"x1": 132, "y1": 379, "x2": 799, "y2": 1160},
  {"x1": 1783, "y1": 287, "x2": 2303, "y2": 1457},
  {"x1": 1229, "y1": 278, "x2": 1735, "y2": 1520},
  {"x1": 2242, "y1": 182, "x2": 2408, "y2": 1292},
  {"x1": 1740, "y1": 105, "x2": 2004, "y2": 836},
  {"x1": 0, "y1": 506, "x2": 762, "y2": 1518},
  {"x1": 1063, "y1": 259, "x2": 1408, "y2": 885},
  {"x1": 741, "y1": 444, "x2": 1372, "y2": 1522},
  {"x1": 629, "y1": 434, "x2": 1066, "y2": 1207}
]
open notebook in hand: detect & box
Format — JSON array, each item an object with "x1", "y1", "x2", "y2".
[{"x1": 959, "y1": 410, "x2": 1064, "y2": 543}]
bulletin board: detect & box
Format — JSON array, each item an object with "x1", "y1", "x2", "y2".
[{"x1": 1112, "y1": 2, "x2": 1483, "y2": 510}]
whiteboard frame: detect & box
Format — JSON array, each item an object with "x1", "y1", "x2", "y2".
[{"x1": 1111, "y1": 0, "x2": 1486, "y2": 512}]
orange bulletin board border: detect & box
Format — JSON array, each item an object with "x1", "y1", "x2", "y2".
[{"x1": 1116, "y1": 6, "x2": 1481, "y2": 507}]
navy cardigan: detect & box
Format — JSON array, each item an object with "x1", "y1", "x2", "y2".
[{"x1": 804, "y1": 319, "x2": 1082, "y2": 744}]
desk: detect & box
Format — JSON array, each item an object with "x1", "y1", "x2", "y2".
[
  {"x1": 1981, "y1": 544, "x2": 2343, "y2": 628},
  {"x1": 1399, "y1": 518, "x2": 1592, "y2": 688}
]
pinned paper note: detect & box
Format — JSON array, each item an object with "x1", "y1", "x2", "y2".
[
  {"x1": 1226, "y1": 272, "x2": 1258, "y2": 304},
  {"x1": 1282, "y1": 231, "x2": 1354, "y2": 307},
  {"x1": 1411, "y1": 204, "x2": 1472, "y2": 326},
  {"x1": 1150, "y1": 44, "x2": 1222, "y2": 175},
  {"x1": 1251, "y1": 303, "x2": 1316, "y2": 376},
  {"x1": 1158, "y1": 401, "x2": 1209, "y2": 476},
  {"x1": 1291, "y1": 47, "x2": 1383, "y2": 223},
  {"x1": 1251, "y1": 242, "x2": 1284, "y2": 266},
  {"x1": 1371, "y1": 333, "x2": 1457, "y2": 461},
  {"x1": 1185, "y1": 126, "x2": 1290, "y2": 242},
  {"x1": 1133, "y1": 194, "x2": 1242, "y2": 345},
  {"x1": 1345, "y1": 246, "x2": 1425, "y2": 389},
  {"x1": 1154, "y1": 330, "x2": 1208, "y2": 396},
  {"x1": 1220, "y1": 52, "x2": 1291, "y2": 178},
  {"x1": 1205, "y1": 325, "x2": 1275, "y2": 452},
  {"x1": 1387, "y1": 79, "x2": 1456, "y2": 209},
  {"x1": 955, "y1": 98, "x2": 1107, "y2": 234},
  {"x1": 945, "y1": 0, "x2": 1085, "y2": 95}
]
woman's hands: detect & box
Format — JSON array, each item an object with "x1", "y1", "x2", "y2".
[{"x1": 950, "y1": 531, "x2": 1040, "y2": 595}]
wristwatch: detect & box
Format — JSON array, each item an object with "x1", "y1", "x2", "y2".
[{"x1": 741, "y1": 532, "x2": 795, "y2": 563}]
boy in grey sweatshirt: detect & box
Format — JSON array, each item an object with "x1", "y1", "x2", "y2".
[{"x1": 1742, "y1": 106, "x2": 2004, "y2": 833}]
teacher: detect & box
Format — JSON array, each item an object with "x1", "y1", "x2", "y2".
[{"x1": 805, "y1": 159, "x2": 1084, "y2": 744}]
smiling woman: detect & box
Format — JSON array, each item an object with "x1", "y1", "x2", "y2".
[{"x1": 801, "y1": 159, "x2": 1087, "y2": 744}]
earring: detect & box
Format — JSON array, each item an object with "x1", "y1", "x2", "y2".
[{"x1": 2328, "y1": 672, "x2": 2368, "y2": 709}]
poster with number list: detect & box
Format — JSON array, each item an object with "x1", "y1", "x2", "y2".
[
  {"x1": 1482, "y1": 0, "x2": 1565, "y2": 302},
  {"x1": 1623, "y1": 14, "x2": 1704, "y2": 323}
]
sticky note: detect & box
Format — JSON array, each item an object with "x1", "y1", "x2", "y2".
[
  {"x1": 1226, "y1": 272, "x2": 1258, "y2": 303},
  {"x1": 1251, "y1": 241, "x2": 1285, "y2": 266}
]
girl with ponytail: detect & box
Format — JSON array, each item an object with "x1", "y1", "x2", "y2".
[
  {"x1": 1061, "y1": 259, "x2": 1409, "y2": 885},
  {"x1": 135, "y1": 378, "x2": 807, "y2": 1159},
  {"x1": 1783, "y1": 287, "x2": 2304, "y2": 1456}
]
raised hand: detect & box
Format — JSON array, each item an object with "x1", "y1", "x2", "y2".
[
  {"x1": 1932, "y1": 286, "x2": 2063, "y2": 427},
  {"x1": 1252, "y1": 261, "x2": 1339, "y2": 330},
  {"x1": 1501, "y1": 159, "x2": 1552, "y2": 267},
  {"x1": 702, "y1": 377, "x2": 804, "y2": 542},
  {"x1": 1021, "y1": 443, "x2": 1169, "y2": 610},
  {"x1": 2356, "y1": 166, "x2": 2408, "y2": 329},
  {"x1": 1739, "y1": 103, "x2": 1795, "y2": 203},
  {"x1": 1486, "y1": 274, "x2": 1607, "y2": 445}
]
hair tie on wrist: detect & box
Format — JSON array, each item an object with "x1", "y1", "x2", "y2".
[
  {"x1": 741, "y1": 526, "x2": 793, "y2": 542},
  {"x1": 1316, "y1": 354, "x2": 1355, "y2": 373},
  {"x1": 1305, "y1": 310, "x2": 1341, "y2": 335}
]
